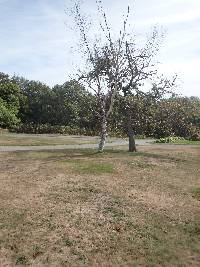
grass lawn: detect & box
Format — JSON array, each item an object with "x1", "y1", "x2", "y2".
[
  {"x1": 154, "y1": 139, "x2": 200, "y2": 145},
  {"x1": 169, "y1": 140, "x2": 200, "y2": 145},
  {"x1": 0, "y1": 133, "x2": 109, "y2": 146},
  {"x1": 0, "y1": 133, "x2": 120, "y2": 146},
  {"x1": 0, "y1": 146, "x2": 200, "y2": 266}
]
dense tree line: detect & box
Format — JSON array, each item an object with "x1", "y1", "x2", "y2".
[
  {"x1": 0, "y1": 72, "x2": 200, "y2": 140},
  {"x1": 110, "y1": 93, "x2": 200, "y2": 140}
]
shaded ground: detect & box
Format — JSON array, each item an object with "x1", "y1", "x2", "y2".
[{"x1": 0, "y1": 146, "x2": 200, "y2": 266}]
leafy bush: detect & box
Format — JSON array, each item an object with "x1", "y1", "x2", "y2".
[
  {"x1": 0, "y1": 98, "x2": 20, "y2": 128},
  {"x1": 9, "y1": 123, "x2": 98, "y2": 136},
  {"x1": 155, "y1": 136, "x2": 186, "y2": 143},
  {"x1": 185, "y1": 125, "x2": 200, "y2": 141},
  {"x1": 135, "y1": 134, "x2": 147, "y2": 139},
  {"x1": 154, "y1": 125, "x2": 200, "y2": 142}
]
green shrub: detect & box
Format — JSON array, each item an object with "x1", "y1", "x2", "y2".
[
  {"x1": 0, "y1": 98, "x2": 20, "y2": 128},
  {"x1": 185, "y1": 125, "x2": 200, "y2": 141},
  {"x1": 155, "y1": 136, "x2": 186, "y2": 143},
  {"x1": 9, "y1": 123, "x2": 98, "y2": 136}
]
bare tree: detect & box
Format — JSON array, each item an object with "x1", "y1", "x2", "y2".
[{"x1": 71, "y1": 0, "x2": 175, "y2": 152}]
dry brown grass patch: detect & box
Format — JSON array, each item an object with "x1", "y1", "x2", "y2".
[{"x1": 0, "y1": 146, "x2": 200, "y2": 266}]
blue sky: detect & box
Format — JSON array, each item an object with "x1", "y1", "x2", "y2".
[{"x1": 0, "y1": 0, "x2": 200, "y2": 96}]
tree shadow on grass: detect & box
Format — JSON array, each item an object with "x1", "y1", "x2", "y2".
[{"x1": 8, "y1": 148, "x2": 186, "y2": 164}]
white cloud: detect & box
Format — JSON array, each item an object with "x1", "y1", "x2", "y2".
[
  {"x1": 140, "y1": 8, "x2": 200, "y2": 26},
  {"x1": 0, "y1": 0, "x2": 199, "y2": 96},
  {"x1": 158, "y1": 60, "x2": 200, "y2": 96}
]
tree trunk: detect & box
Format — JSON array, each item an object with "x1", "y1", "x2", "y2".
[
  {"x1": 127, "y1": 111, "x2": 137, "y2": 152},
  {"x1": 98, "y1": 115, "x2": 107, "y2": 152},
  {"x1": 128, "y1": 131, "x2": 137, "y2": 152}
]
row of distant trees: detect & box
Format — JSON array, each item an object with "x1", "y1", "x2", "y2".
[
  {"x1": 0, "y1": 71, "x2": 200, "y2": 141},
  {"x1": 1, "y1": 2, "x2": 200, "y2": 151}
]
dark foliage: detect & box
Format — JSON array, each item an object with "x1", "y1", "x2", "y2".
[{"x1": 0, "y1": 72, "x2": 200, "y2": 140}]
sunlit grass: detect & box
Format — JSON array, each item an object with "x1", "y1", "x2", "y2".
[{"x1": 0, "y1": 146, "x2": 200, "y2": 266}]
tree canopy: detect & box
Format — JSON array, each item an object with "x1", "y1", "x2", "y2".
[
  {"x1": 0, "y1": 72, "x2": 23, "y2": 128},
  {"x1": 0, "y1": 71, "x2": 199, "y2": 141}
]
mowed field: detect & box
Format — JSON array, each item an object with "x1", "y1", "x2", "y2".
[
  {"x1": 0, "y1": 145, "x2": 200, "y2": 266},
  {"x1": 0, "y1": 133, "x2": 101, "y2": 146}
]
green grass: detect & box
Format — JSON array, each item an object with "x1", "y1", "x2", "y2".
[
  {"x1": 154, "y1": 137, "x2": 200, "y2": 145},
  {"x1": 15, "y1": 254, "x2": 27, "y2": 265},
  {"x1": 191, "y1": 187, "x2": 200, "y2": 201},
  {"x1": 0, "y1": 133, "x2": 99, "y2": 146},
  {"x1": 173, "y1": 140, "x2": 200, "y2": 145},
  {"x1": 0, "y1": 133, "x2": 120, "y2": 146},
  {"x1": 72, "y1": 161, "x2": 115, "y2": 174},
  {"x1": 62, "y1": 237, "x2": 74, "y2": 247},
  {"x1": 127, "y1": 160, "x2": 155, "y2": 169}
]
